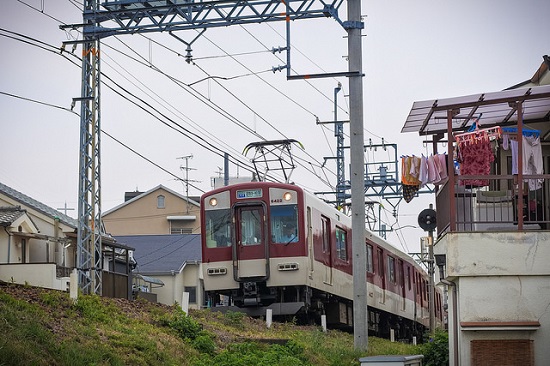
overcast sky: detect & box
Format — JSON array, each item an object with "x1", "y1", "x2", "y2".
[{"x1": 1, "y1": 0, "x2": 548, "y2": 253}]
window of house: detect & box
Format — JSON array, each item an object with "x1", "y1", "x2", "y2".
[
  {"x1": 366, "y1": 244, "x2": 374, "y2": 273},
  {"x1": 335, "y1": 227, "x2": 347, "y2": 261},
  {"x1": 184, "y1": 286, "x2": 197, "y2": 304},
  {"x1": 157, "y1": 195, "x2": 165, "y2": 209},
  {"x1": 170, "y1": 220, "x2": 193, "y2": 235},
  {"x1": 171, "y1": 228, "x2": 193, "y2": 234}
]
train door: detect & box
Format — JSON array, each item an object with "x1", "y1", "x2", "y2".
[
  {"x1": 377, "y1": 248, "x2": 385, "y2": 304},
  {"x1": 234, "y1": 205, "x2": 267, "y2": 279},
  {"x1": 307, "y1": 207, "x2": 314, "y2": 278},
  {"x1": 398, "y1": 259, "x2": 405, "y2": 311},
  {"x1": 321, "y1": 216, "x2": 332, "y2": 285}
]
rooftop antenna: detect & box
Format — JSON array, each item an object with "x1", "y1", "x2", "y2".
[{"x1": 176, "y1": 154, "x2": 199, "y2": 213}]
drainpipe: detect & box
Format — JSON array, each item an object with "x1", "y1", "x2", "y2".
[
  {"x1": 171, "y1": 270, "x2": 177, "y2": 305},
  {"x1": 53, "y1": 217, "x2": 60, "y2": 264},
  {"x1": 442, "y1": 280, "x2": 459, "y2": 366}
]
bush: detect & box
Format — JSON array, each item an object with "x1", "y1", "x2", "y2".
[
  {"x1": 420, "y1": 330, "x2": 449, "y2": 366},
  {"x1": 223, "y1": 311, "x2": 247, "y2": 329},
  {"x1": 160, "y1": 309, "x2": 202, "y2": 340},
  {"x1": 192, "y1": 333, "x2": 216, "y2": 355},
  {"x1": 192, "y1": 341, "x2": 308, "y2": 366}
]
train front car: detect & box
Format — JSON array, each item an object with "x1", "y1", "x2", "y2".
[{"x1": 201, "y1": 182, "x2": 309, "y2": 316}]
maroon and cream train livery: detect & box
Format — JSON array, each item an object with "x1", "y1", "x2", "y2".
[{"x1": 201, "y1": 181, "x2": 443, "y2": 339}]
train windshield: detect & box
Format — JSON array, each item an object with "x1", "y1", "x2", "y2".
[
  {"x1": 271, "y1": 204, "x2": 299, "y2": 244},
  {"x1": 204, "y1": 209, "x2": 231, "y2": 248}
]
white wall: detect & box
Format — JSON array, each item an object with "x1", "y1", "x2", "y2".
[
  {"x1": 0, "y1": 263, "x2": 70, "y2": 291},
  {"x1": 436, "y1": 231, "x2": 550, "y2": 366}
]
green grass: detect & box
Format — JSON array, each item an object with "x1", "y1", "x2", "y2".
[{"x1": 0, "y1": 283, "x2": 438, "y2": 366}]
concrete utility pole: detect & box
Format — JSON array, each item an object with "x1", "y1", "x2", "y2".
[
  {"x1": 347, "y1": 0, "x2": 368, "y2": 350},
  {"x1": 428, "y1": 225, "x2": 436, "y2": 336}
]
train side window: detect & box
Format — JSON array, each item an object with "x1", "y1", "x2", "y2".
[
  {"x1": 388, "y1": 256, "x2": 396, "y2": 283},
  {"x1": 366, "y1": 244, "x2": 374, "y2": 273},
  {"x1": 398, "y1": 259, "x2": 404, "y2": 287},
  {"x1": 321, "y1": 216, "x2": 330, "y2": 253},
  {"x1": 407, "y1": 266, "x2": 411, "y2": 290},
  {"x1": 335, "y1": 226, "x2": 347, "y2": 261},
  {"x1": 204, "y1": 208, "x2": 232, "y2": 248},
  {"x1": 271, "y1": 204, "x2": 299, "y2": 244},
  {"x1": 377, "y1": 248, "x2": 384, "y2": 277}
]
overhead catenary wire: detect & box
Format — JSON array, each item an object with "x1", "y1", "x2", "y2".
[
  {"x1": 7, "y1": 1, "x2": 334, "y2": 189},
  {"x1": 107, "y1": 33, "x2": 338, "y2": 187},
  {"x1": 135, "y1": 28, "x2": 344, "y2": 176},
  {"x1": 0, "y1": 24, "x2": 277, "y2": 185},
  {"x1": 9, "y1": 1, "x2": 378, "y2": 200},
  {"x1": 0, "y1": 89, "x2": 207, "y2": 193},
  {"x1": 12, "y1": 4, "x2": 348, "y2": 192}
]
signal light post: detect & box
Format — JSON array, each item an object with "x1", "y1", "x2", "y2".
[{"x1": 418, "y1": 205, "x2": 437, "y2": 336}]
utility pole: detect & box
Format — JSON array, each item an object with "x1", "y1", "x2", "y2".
[
  {"x1": 428, "y1": 224, "x2": 436, "y2": 336},
  {"x1": 347, "y1": 0, "x2": 368, "y2": 350}
]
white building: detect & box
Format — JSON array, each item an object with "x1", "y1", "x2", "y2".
[{"x1": 401, "y1": 56, "x2": 550, "y2": 365}]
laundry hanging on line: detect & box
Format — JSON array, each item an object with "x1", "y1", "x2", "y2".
[
  {"x1": 400, "y1": 154, "x2": 448, "y2": 203},
  {"x1": 502, "y1": 131, "x2": 544, "y2": 191}
]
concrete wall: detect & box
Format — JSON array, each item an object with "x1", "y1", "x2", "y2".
[
  {"x1": 0, "y1": 263, "x2": 69, "y2": 291},
  {"x1": 436, "y1": 231, "x2": 550, "y2": 366}
]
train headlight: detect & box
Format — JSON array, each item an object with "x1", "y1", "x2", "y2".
[
  {"x1": 283, "y1": 192, "x2": 292, "y2": 201},
  {"x1": 209, "y1": 197, "x2": 218, "y2": 207}
]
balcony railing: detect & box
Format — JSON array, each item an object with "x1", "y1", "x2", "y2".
[{"x1": 436, "y1": 174, "x2": 550, "y2": 235}]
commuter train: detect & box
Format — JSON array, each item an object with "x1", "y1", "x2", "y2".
[{"x1": 200, "y1": 181, "x2": 443, "y2": 340}]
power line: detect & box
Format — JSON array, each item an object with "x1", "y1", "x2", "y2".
[
  {"x1": 7, "y1": 2, "x2": 343, "y2": 192},
  {"x1": 0, "y1": 91, "x2": 78, "y2": 115},
  {"x1": 106, "y1": 35, "x2": 336, "y2": 186},
  {"x1": 0, "y1": 89, "x2": 205, "y2": 193}
]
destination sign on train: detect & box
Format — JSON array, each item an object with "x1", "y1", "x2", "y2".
[{"x1": 236, "y1": 189, "x2": 262, "y2": 199}]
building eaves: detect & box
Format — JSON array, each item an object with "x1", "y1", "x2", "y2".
[
  {"x1": 0, "y1": 182, "x2": 77, "y2": 228},
  {"x1": 0, "y1": 206, "x2": 26, "y2": 226}
]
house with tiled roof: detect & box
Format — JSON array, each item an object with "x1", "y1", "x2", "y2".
[
  {"x1": 115, "y1": 234, "x2": 203, "y2": 308},
  {"x1": 0, "y1": 182, "x2": 133, "y2": 298}
]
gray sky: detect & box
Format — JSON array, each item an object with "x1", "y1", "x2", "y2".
[{"x1": 1, "y1": 0, "x2": 548, "y2": 253}]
